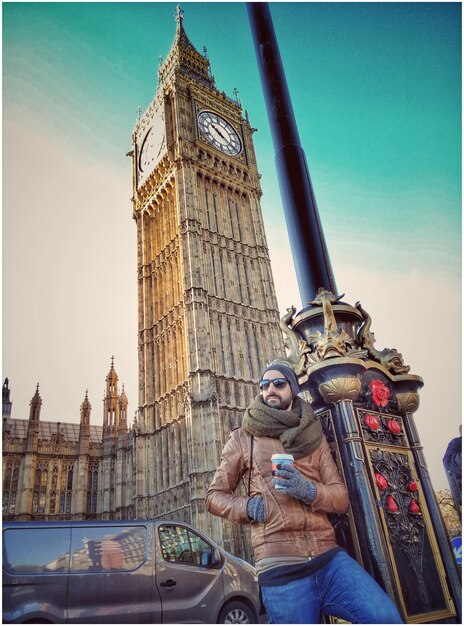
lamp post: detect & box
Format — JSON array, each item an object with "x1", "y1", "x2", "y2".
[
  {"x1": 247, "y1": 2, "x2": 336, "y2": 305},
  {"x1": 247, "y1": 3, "x2": 461, "y2": 622}
]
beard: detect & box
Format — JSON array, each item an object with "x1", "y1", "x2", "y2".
[{"x1": 264, "y1": 394, "x2": 293, "y2": 411}]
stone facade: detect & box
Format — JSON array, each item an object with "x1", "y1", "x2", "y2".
[
  {"x1": 2, "y1": 362, "x2": 134, "y2": 522},
  {"x1": 2, "y1": 10, "x2": 285, "y2": 559},
  {"x1": 129, "y1": 9, "x2": 284, "y2": 556}
]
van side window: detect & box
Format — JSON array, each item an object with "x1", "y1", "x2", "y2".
[
  {"x1": 158, "y1": 525, "x2": 215, "y2": 567},
  {"x1": 70, "y1": 526, "x2": 147, "y2": 572},
  {"x1": 3, "y1": 528, "x2": 70, "y2": 574}
]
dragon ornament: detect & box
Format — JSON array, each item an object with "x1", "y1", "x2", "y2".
[
  {"x1": 272, "y1": 305, "x2": 314, "y2": 375},
  {"x1": 355, "y1": 302, "x2": 410, "y2": 375},
  {"x1": 274, "y1": 290, "x2": 410, "y2": 380}
]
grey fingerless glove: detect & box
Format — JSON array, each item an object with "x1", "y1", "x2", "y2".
[
  {"x1": 273, "y1": 465, "x2": 317, "y2": 504},
  {"x1": 247, "y1": 496, "x2": 265, "y2": 522}
]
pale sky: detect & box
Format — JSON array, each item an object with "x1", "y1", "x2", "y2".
[{"x1": 3, "y1": 2, "x2": 461, "y2": 491}]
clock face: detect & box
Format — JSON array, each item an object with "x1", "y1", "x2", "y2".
[
  {"x1": 137, "y1": 113, "x2": 166, "y2": 185},
  {"x1": 197, "y1": 111, "x2": 242, "y2": 156}
]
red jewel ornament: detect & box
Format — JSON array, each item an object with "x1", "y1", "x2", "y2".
[
  {"x1": 375, "y1": 473, "x2": 388, "y2": 491},
  {"x1": 386, "y1": 419, "x2": 402, "y2": 435},
  {"x1": 370, "y1": 380, "x2": 391, "y2": 408},
  {"x1": 365, "y1": 414, "x2": 380, "y2": 431},
  {"x1": 409, "y1": 499, "x2": 420, "y2": 514},
  {"x1": 386, "y1": 495, "x2": 399, "y2": 513},
  {"x1": 407, "y1": 481, "x2": 418, "y2": 492}
]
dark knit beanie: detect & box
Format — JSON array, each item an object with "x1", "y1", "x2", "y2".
[{"x1": 260, "y1": 363, "x2": 299, "y2": 398}]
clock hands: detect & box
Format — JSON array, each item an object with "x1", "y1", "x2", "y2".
[{"x1": 211, "y1": 123, "x2": 227, "y2": 142}]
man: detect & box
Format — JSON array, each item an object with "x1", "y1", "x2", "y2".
[
  {"x1": 443, "y1": 426, "x2": 462, "y2": 511},
  {"x1": 206, "y1": 363, "x2": 402, "y2": 624}
]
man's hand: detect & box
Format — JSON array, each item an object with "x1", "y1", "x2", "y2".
[
  {"x1": 273, "y1": 465, "x2": 317, "y2": 504},
  {"x1": 247, "y1": 496, "x2": 265, "y2": 522}
]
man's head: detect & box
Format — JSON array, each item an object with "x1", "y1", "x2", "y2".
[{"x1": 259, "y1": 363, "x2": 299, "y2": 411}]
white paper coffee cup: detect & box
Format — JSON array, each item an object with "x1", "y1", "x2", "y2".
[{"x1": 271, "y1": 453, "x2": 294, "y2": 489}]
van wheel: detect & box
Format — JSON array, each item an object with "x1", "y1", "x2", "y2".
[{"x1": 218, "y1": 601, "x2": 256, "y2": 624}]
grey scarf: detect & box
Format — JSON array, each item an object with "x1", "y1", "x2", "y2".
[{"x1": 242, "y1": 395, "x2": 323, "y2": 459}]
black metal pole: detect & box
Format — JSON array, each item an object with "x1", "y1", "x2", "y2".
[{"x1": 247, "y1": 2, "x2": 337, "y2": 305}]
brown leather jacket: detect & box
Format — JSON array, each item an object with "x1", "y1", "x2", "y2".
[{"x1": 205, "y1": 427, "x2": 349, "y2": 562}]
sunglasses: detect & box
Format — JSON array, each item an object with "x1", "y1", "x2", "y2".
[{"x1": 259, "y1": 378, "x2": 289, "y2": 391}]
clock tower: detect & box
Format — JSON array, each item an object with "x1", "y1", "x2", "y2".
[{"x1": 130, "y1": 6, "x2": 284, "y2": 556}]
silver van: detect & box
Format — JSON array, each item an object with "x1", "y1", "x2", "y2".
[{"x1": 2, "y1": 520, "x2": 261, "y2": 623}]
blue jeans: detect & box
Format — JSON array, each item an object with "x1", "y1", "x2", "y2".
[{"x1": 261, "y1": 551, "x2": 403, "y2": 624}]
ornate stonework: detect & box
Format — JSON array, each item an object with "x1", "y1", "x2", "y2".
[
  {"x1": 319, "y1": 377, "x2": 362, "y2": 404},
  {"x1": 2, "y1": 363, "x2": 133, "y2": 521},
  {"x1": 130, "y1": 9, "x2": 284, "y2": 556}
]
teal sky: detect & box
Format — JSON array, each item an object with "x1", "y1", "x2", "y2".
[
  {"x1": 3, "y1": 2, "x2": 461, "y2": 282},
  {"x1": 3, "y1": 2, "x2": 461, "y2": 489}
]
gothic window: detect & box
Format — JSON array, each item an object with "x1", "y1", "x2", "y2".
[
  {"x1": 3, "y1": 463, "x2": 19, "y2": 515},
  {"x1": 218, "y1": 251, "x2": 226, "y2": 297},
  {"x1": 228, "y1": 199, "x2": 235, "y2": 239},
  {"x1": 235, "y1": 202, "x2": 242, "y2": 241},
  {"x1": 236, "y1": 261, "x2": 243, "y2": 302},
  {"x1": 60, "y1": 464, "x2": 73, "y2": 515},
  {"x1": 3, "y1": 467, "x2": 12, "y2": 495},
  {"x1": 52, "y1": 466, "x2": 58, "y2": 489},
  {"x1": 210, "y1": 248, "x2": 218, "y2": 295},
  {"x1": 253, "y1": 326, "x2": 261, "y2": 367},
  {"x1": 245, "y1": 325, "x2": 254, "y2": 378},
  {"x1": 49, "y1": 466, "x2": 58, "y2": 513},
  {"x1": 227, "y1": 318, "x2": 235, "y2": 375},
  {"x1": 34, "y1": 468, "x2": 41, "y2": 490},
  {"x1": 86, "y1": 464, "x2": 98, "y2": 515},
  {"x1": 218, "y1": 315, "x2": 226, "y2": 373},
  {"x1": 212, "y1": 194, "x2": 219, "y2": 232}
]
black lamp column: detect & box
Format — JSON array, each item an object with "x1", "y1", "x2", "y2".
[{"x1": 247, "y1": 2, "x2": 336, "y2": 305}]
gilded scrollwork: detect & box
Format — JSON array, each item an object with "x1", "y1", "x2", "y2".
[
  {"x1": 278, "y1": 290, "x2": 371, "y2": 378},
  {"x1": 307, "y1": 289, "x2": 357, "y2": 360},
  {"x1": 357, "y1": 408, "x2": 407, "y2": 448},
  {"x1": 319, "y1": 377, "x2": 362, "y2": 404},
  {"x1": 396, "y1": 392, "x2": 420, "y2": 415},
  {"x1": 370, "y1": 448, "x2": 429, "y2": 611},
  {"x1": 278, "y1": 292, "x2": 415, "y2": 415}
]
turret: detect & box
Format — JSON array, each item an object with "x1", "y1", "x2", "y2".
[
  {"x1": 80, "y1": 389, "x2": 91, "y2": 426},
  {"x1": 3, "y1": 377, "x2": 12, "y2": 418},
  {"x1": 26, "y1": 383, "x2": 41, "y2": 453},
  {"x1": 103, "y1": 356, "x2": 120, "y2": 431},
  {"x1": 79, "y1": 390, "x2": 91, "y2": 455},
  {"x1": 28, "y1": 383, "x2": 42, "y2": 422},
  {"x1": 118, "y1": 384, "x2": 128, "y2": 430}
]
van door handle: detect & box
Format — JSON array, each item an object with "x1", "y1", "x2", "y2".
[{"x1": 160, "y1": 578, "x2": 177, "y2": 588}]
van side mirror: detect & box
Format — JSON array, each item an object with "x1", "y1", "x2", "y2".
[{"x1": 211, "y1": 548, "x2": 222, "y2": 568}]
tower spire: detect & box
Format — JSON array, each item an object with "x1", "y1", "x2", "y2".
[
  {"x1": 175, "y1": 4, "x2": 184, "y2": 28},
  {"x1": 80, "y1": 389, "x2": 92, "y2": 425},
  {"x1": 3, "y1": 377, "x2": 12, "y2": 418},
  {"x1": 104, "y1": 357, "x2": 120, "y2": 430},
  {"x1": 158, "y1": 4, "x2": 214, "y2": 87},
  {"x1": 29, "y1": 383, "x2": 42, "y2": 422}
]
